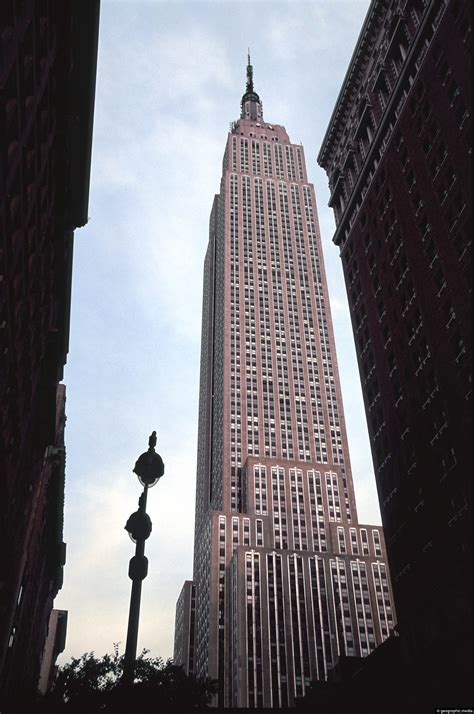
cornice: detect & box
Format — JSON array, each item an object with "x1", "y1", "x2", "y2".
[
  {"x1": 317, "y1": 0, "x2": 389, "y2": 168},
  {"x1": 329, "y1": 1, "x2": 447, "y2": 248}
]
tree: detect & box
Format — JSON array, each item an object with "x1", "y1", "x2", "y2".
[{"x1": 27, "y1": 647, "x2": 216, "y2": 713}]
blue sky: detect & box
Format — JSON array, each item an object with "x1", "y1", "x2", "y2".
[{"x1": 55, "y1": 0, "x2": 374, "y2": 664}]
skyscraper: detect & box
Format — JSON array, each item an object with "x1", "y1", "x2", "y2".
[
  {"x1": 175, "y1": 58, "x2": 395, "y2": 708},
  {"x1": 318, "y1": 0, "x2": 471, "y2": 702}
]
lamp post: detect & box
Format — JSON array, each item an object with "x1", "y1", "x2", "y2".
[{"x1": 122, "y1": 431, "x2": 164, "y2": 684}]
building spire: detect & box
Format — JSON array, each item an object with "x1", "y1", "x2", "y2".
[
  {"x1": 246, "y1": 50, "x2": 254, "y2": 94},
  {"x1": 241, "y1": 50, "x2": 263, "y2": 121}
]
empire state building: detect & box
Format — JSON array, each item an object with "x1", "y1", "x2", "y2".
[{"x1": 174, "y1": 58, "x2": 395, "y2": 708}]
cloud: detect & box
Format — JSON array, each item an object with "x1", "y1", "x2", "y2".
[
  {"x1": 89, "y1": 23, "x2": 231, "y2": 343},
  {"x1": 264, "y1": 4, "x2": 330, "y2": 61},
  {"x1": 262, "y1": 2, "x2": 370, "y2": 64},
  {"x1": 96, "y1": 20, "x2": 233, "y2": 119}
]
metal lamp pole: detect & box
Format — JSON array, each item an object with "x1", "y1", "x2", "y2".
[{"x1": 122, "y1": 431, "x2": 164, "y2": 685}]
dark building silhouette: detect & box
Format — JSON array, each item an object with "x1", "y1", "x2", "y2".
[
  {"x1": 318, "y1": 0, "x2": 471, "y2": 705},
  {"x1": 0, "y1": 0, "x2": 99, "y2": 702},
  {"x1": 174, "y1": 58, "x2": 396, "y2": 708}
]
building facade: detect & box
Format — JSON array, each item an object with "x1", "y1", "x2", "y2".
[
  {"x1": 175, "y1": 60, "x2": 396, "y2": 708},
  {"x1": 318, "y1": 0, "x2": 471, "y2": 699},
  {"x1": 37, "y1": 609, "x2": 68, "y2": 695},
  {"x1": 0, "y1": 0, "x2": 99, "y2": 702},
  {"x1": 173, "y1": 581, "x2": 196, "y2": 677}
]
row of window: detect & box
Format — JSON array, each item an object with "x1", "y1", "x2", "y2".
[
  {"x1": 227, "y1": 173, "x2": 352, "y2": 496},
  {"x1": 231, "y1": 551, "x2": 393, "y2": 704},
  {"x1": 231, "y1": 135, "x2": 305, "y2": 181}
]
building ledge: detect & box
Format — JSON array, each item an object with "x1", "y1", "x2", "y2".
[{"x1": 67, "y1": 1, "x2": 100, "y2": 229}]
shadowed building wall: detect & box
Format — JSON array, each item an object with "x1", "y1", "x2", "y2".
[
  {"x1": 0, "y1": 0, "x2": 99, "y2": 701},
  {"x1": 318, "y1": 0, "x2": 471, "y2": 703}
]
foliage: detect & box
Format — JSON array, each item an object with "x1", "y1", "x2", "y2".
[
  {"x1": 27, "y1": 646, "x2": 216, "y2": 713},
  {"x1": 54, "y1": 646, "x2": 122, "y2": 701}
]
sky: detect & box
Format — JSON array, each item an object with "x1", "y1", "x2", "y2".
[{"x1": 55, "y1": 0, "x2": 375, "y2": 665}]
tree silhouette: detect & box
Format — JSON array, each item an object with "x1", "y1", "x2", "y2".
[{"x1": 24, "y1": 646, "x2": 216, "y2": 713}]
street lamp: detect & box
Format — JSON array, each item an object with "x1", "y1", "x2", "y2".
[{"x1": 122, "y1": 431, "x2": 164, "y2": 684}]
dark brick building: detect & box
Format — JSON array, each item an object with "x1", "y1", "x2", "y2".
[
  {"x1": 0, "y1": 0, "x2": 99, "y2": 703},
  {"x1": 318, "y1": 0, "x2": 471, "y2": 705}
]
